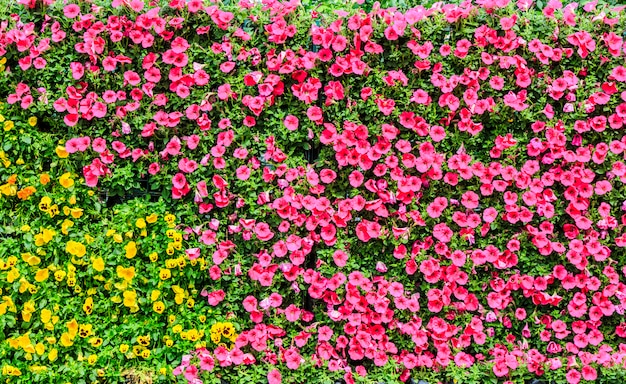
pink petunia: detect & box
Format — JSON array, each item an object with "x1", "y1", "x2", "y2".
[
  {"x1": 268, "y1": 369, "x2": 282, "y2": 384},
  {"x1": 284, "y1": 115, "x2": 299, "y2": 131},
  {"x1": 63, "y1": 4, "x2": 80, "y2": 18}
]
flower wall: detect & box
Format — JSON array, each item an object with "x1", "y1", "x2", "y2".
[{"x1": 2, "y1": 0, "x2": 626, "y2": 383}]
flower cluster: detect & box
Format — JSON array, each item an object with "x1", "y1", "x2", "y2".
[{"x1": 3, "y1": 0, "x2": 626, "y2": 383}]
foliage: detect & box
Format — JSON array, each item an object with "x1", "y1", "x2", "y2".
[{"x1": 2, "y1": 0, "x2": 626, "y2": 383}]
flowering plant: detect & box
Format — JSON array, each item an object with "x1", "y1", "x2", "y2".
[{"x1": 3, "y1": 0, "x2": 626, "y2": 383}]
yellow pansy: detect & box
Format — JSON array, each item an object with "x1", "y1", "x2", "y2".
[
  {"x1": 55, "y1": 146, "x2": 68, "y2": 158},
  {"x1": 83, "y1": 297, "x2": 93, "y2": 315},
  {"x1": 116, "y1": 265, "x2": 135, "y2": 281},
  {"x1": 69, "y1": 208, "x2": 83, "y2": 219},
  {"x1": 66, "y1": 319, "x2": 79, "y2": 339},
  {"x1": 38, "y1": 196, "x2": 52, "y2": 211},
  {"x1": 41, "y1": 309, "x2": 51, "y2": 324},
  {"x1": 89, "y1": 337, "x2": 102, "y2": 347},
  {"x1": 92, "y1": 257, "x2": 105, "y2": 272},
  {"x1": 35, "y1": 343, "x2": 45, "y2": 355},
  {"x1": 150, "y1": 290, "x2": 160, "y2": 301},
  {"x1": 22, "y1": 252, "x2": 42, "y2": 265},
  {"x1": 153, "y1": 301, "x2": 165, "y2": 314},
  {"x1": 65, "y1": 241, "x2": 86, "y2": 257},
  {"x1": 78, "y1": 324, "x2": 92, "y2": 338},
  {"x1": 48, "y1": 348, "x2": 58, "y2": 361},
  {"x1": 60, "y1": 333, "x2": 73, "y2": 347},
  {"x1": 28, "y1": 116, "x2": 37, "y2": 126},
  {"x1": 59, "y1": 173, "x2": 74, "y2": 188},
  {"x1": 7, "y1": 268, "x2": 20, "y2": 283},
  {"x1": 159, "y1": 269, "x2": 171, "y2": 280},
  {"x1": 35, "y1": 268, "x2": 49, "y2": 282},
  {"x1": 124, "y1": 241, "x2": 137, "y2": 258}
]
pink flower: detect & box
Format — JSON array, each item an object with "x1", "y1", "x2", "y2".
[
  {"x1": 333, "y1": 250, "x2": 348, "y2": 267},
  {"x1": 268, "y1": 369, "x2": 282, "y2": 384},
  {"x1": 284, "y1": 115, "x2": 299, "y2": 131},
  {"x1": 234, "y1": 166, "x2": 250, "y2": 180},
  {"x1": 433, "y1": 223, "x2": 453, "y2": 243},
  {"x1": 255, "y1": 223, "x2": 274, "y2": 241},
  {"x1": 581, "y1": 366, "x2": 597, "y2": 381},
  {"x1": 63, "y1": 4, "x2": 80, "y2": 18},
  {"x1": 566, "y1": 369, "x2": 582, "y2": 384},
  {"x1": 207, "y1": 290, "x2": 225, "y2": 306},
  {"x1": 171, "y1": 37, "x2": 190, "y2": 53},
  {"x1": 306, "y1": 106, "x2": 323, "y2": 122},
  {"x1": 172, "y1": 173, "x2": 187, "y2": 189}
]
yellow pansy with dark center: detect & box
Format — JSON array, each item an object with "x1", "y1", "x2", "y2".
[{"x1": 78, "y1": 324, "x2": 92, "y2": 338}]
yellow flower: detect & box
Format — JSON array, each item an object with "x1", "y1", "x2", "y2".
[
  {"x1": 116, "y1": 265, "x2": 135, "y2": 281},
  {"x1": 123, "y1": 290, "x2": 138, "y2": 312},
  {"x1": 222, "y1": 323, "x2": 235, "y2": 338},
  {"x1": 60, "y1": 333, "x2": 73, "y2": 347},
  {"x1": 21, "y1": 224, "x2": 31, "y2": 232},
  {"x1": 187, "y1": 329, "x2": 199, "y2": 342},
  {"x1": 93, "y1": 257, "x2": 105, "y2": 272},
  {"x1": 79, "y1": 323, "x2": 92, "y2": 338},
  {"x1": 7, "y1": 268, "x2": 20, "y2": 283},
  {"x1": 48, "y1": 204, "x2": 59, "y2": 217},
  {"x1": 119, "y1": 344, "x2": 129, "y2": 353},
  {"x1": 28, "y1": 117, "x2": 37, "y2": 126},
  {"x1": 153, "y1": 301, "x2": 165, "y2": 314},
  {"x1": 141, "y1": 349, "x2": 151, "y2": 359},
  {"x1": 159, "y1": 269, "x2": 171, "y2": 280},
  {"x1": 61, "y1": 219, "x2": 74, "y2": 235},
  {"x1": 69, "y1": 208, "x2": 83, "y2": 219},
  {"x1": 137, "y1": 335, "x2": 150, "y2": 346},
  {"x1": 35, "y1": 268, "x2": 49, "y2": 282},
  {"x1": 83, "y1": 297, "x2": 93, "y2": 315},
  {"x1": 69, "y1": 195, "x2": 76, "y2": 204},
  {"x1": 124, "y1": 241, "x2": 137, "y2": 258},
  {"x1": 66, "y1": 241, "x2": 86, "y2": 257},
  {"x1": 3, "y1": 120, "x2": 14, "y2": 131},
  {"x1": 41, "y1": 309, "x2": 51, "y2": 324},
  {"x1": 164, "y1": 214, "x2": 176, "y2": 226},
  {"x1": 38, "y1": 196, "x2": 52, "y2": 211},
  {"x1": 48, "y1": 348, "x2": 58, "y2": 361},
  {"x1": 55, "y1": 146, "x2": 68, "y2": 158},
  {"x1": 35, "y1": 343, "x2": 45, "y2": 355},
  {"x1": 22, "y1": 252, "x2": 42, "y2": 265},
  {"x1": 66, "y1": 319, "x2": 79, "y2": 339},
  {"x1": 54, "y1": 270, "x2": 66, "y2": 281},
  {"x1": 87, "y1": 354, "x2": 97, "y2": 364},
  {"x1": 150, "y1": 290, "x2": 160, "y2": 301},
  {"x1": 146, "y1": 213, "x2": 158, "y2": 223},
  {"x1": 135, "y1": 218, "x2": 146, "y2": 228},
  {"x1": 59, "y1": 173, "x2": 74, "y2": 188},
  {"x1": 149, "y1": 252, "x2": 158, "y2": 262}
]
